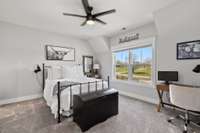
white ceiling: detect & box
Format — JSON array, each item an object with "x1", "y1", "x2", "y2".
[{"x1": 0, "y1": 0, "x2": 180, "y2": 39}]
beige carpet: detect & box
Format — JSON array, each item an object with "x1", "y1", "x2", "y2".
[{"x1": 0, "y1": 96, "x2": 199, "y2": 133}]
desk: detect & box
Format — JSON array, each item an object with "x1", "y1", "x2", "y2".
[{"x1": 156, "y1": 84, "x2": 171, "y2": 112}]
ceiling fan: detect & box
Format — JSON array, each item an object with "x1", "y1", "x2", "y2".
[{"x1": 63, "y1": 0, "x2": 116, "y2": 26}]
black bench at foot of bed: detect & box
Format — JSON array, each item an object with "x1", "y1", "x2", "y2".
[{"x1": 73, "y1": 89, "x2": 118, "y2": 132}]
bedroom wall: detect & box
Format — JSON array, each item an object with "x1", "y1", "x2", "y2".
[
  {"x1": 96, "y1": 22, "x2": 159, "y2": 103},
  {"x1": 0, "y1": 21, "x2": 94, "y2": 103},
  {"x1": 154, "y1": 0, "x2": 200, "y2": 86},
  {"x1": 97, "y1": 0, "x2": 200, "y2": 104}
]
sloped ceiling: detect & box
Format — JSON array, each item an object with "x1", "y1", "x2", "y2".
[
  {"x1": 0, "y1": 0, "x2": 180, "y2": 39},
  {"x1": 88, "y1": 37, "x2": 110, "y2": 54}
]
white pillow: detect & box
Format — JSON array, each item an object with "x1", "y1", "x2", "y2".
[
  {"x1": 62, "y1": 66, "x2": 76, "y2": 79},
  {"x1": 46, "y1": 67, "x2": 53, "y2": 80},
  {"x1": 52, "y1": 66, "x2": 62, "y2": 79},
  {"x1": 46, "y1": 66, "x2": 62, "y2": 80},
  {"x1": 75, "y1": 65, "x2": 84, "y2": 77},
  {"x1": 62, "y1": 65, "x2": 85, "y2": 79}
]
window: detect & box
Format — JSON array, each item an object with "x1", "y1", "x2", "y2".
[
  {"x1": 114, "y1": 50, "x2": 129, "y2": 80},
  {"x1": 113, "y1": 45, "x2": 153, "y2": 84},
  {"x1": 131, "y1": 46, "x2": 152, "y2": 84}
]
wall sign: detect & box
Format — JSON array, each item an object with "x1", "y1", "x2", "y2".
[{"x1": 119, "y1": 33, "x2": 139, "y2": 44}]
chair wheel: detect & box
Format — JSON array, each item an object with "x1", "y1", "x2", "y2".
[{"x1": 183, "y1": 131, "x2": 187, "y2": 133}]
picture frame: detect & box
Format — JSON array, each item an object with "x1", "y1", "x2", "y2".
[
  {"x1": 82, "y1": 56, "x2": 93, "y2": 75},
  {"x1": 177, "y1": 40, "x2": 200, "y2": 60},
  {"x1": 45, "y1": 45, "x2": 75, "y2": 61}
]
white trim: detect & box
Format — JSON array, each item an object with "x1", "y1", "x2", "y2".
[
  {"x1": 112, "y1": 79, "x2": 154, "y2": 88},
  {"x1": 0, "y1": 93, "x2": 43, "y2": 106},
  {"x1": 111, "y1": 37, "x2": 155, "y2": 52},
  {"x1": 111, "y1": 37, "x2": 156, "y2": 86},
  {"x1": 118, "y1": 90, "x2": 158, "y2": 105}
]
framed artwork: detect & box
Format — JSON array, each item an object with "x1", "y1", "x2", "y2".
[
  {"x1": 45, "y1": 45, "x2": 75, "y2": 61},
  {"x1": 177, "y1": 40, "x2": 200, "y2": 60}
]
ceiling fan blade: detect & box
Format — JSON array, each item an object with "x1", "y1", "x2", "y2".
[
  {"x1": 94, "y1": 9, "x2": 116, "y2": 17},
  {"x1": 82, "y1": 0, "x2": 91, "y2": 15},
  {"x1": 94, "y1": 18, "x2": 106, "y2": 25},
  {"x1": 63, "y1": 13, "x2": 86, "y2": 18},
  {"x1": 81, "y1": 20, "x2": 87, "y2": 26}
]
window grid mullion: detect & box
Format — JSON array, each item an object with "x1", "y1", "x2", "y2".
[
  {"x1": 128, "y1": 49, "x2": 132, "y2": 80},
  {"x1": 113, "y1": 44, "x2": 153, "y2": 84}
]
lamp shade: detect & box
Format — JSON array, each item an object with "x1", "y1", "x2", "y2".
[
  {"x1": 193, "y1": 65, "x2": 200, "y2": 73},
  {"x1": 93, "y1": 64, "x2": 100, "y2": 70}
]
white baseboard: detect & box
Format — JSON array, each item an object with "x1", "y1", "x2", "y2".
[
  {"x1": 118, "y1": 90, "x2": 158, "y2": 104},
  {"x1": 0, "y1": 91, "x2": 157, "y2": 106},
  {"x1": 0, "y1": 94, "x2": 43, "y2": 106}
]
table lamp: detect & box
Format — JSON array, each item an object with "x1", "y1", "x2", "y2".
[{"x1": 93, "y1": 64, "x2": 100, "y2": 78}]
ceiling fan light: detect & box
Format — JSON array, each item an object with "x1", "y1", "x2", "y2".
[{"x1": 87, "y1": 20, "x2": 95, "y2": 25}]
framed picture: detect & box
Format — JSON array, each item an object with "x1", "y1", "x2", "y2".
[
  {"x1": 45, "y1": 45, "x2": 75, "y2": 61},
  {"x1": 177, "y1": 40, "x2": 200, "y2": 60}
]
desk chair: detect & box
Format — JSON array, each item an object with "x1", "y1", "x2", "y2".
[{"x1": 168, "y1": 84, "x2": 200, "y2": 133}]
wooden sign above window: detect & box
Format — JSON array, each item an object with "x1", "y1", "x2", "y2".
[{"x1": 119, "y1": 33, "x2": 140, "y2": 44}]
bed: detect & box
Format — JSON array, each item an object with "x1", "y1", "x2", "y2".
[{"x1": 42, "y1": 64, "x2": 110, "y2": 123}]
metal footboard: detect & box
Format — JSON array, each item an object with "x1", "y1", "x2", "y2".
[{"x1": 56, "y1": 76, "x2": 110, "y2": 123}]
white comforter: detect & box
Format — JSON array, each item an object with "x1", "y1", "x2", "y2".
[{"x1": 43, "y1": 77, "x2": 108, "y2": 118}]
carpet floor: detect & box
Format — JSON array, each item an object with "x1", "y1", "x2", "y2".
[{"x1": 0, "y1": 96, "x2": 199, "y2": 133}]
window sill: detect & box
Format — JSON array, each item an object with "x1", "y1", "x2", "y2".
[{"x1": 111, "y1": 79, "x2": 155, "y2": 88}]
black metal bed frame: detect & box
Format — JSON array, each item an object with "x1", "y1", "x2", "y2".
[{"x1": 42, "y1": 64, "x2": 110, "y2": 123}]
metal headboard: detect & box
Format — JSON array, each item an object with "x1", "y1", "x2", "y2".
[
  {"x1": 42, "y1": 64, "x2": 45, "y2": 90},
  {"x1": 42, "y1": 63, "x2": 52, "y2": 90}
]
